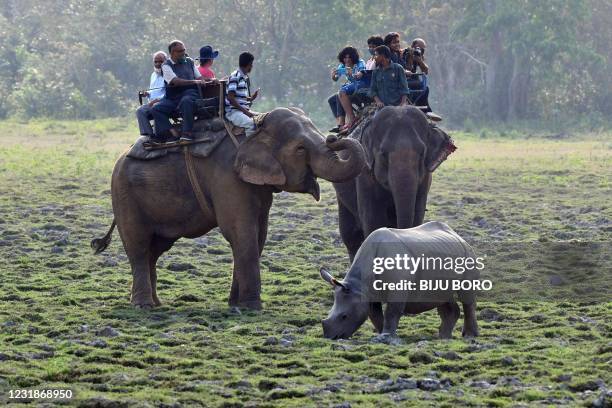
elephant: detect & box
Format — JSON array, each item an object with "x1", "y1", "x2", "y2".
[
  {"x1": 333, "y1": 105, "x2": 454, "y2": 262},
  {"x1": 91, "y1": 107, "x2": 366, "y2": 310}
]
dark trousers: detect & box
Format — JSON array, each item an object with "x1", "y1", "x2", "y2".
[
  {"x1": 152, "y1": 89, "x2": 199, "y2": 138},
  {"x1": 409, "y1": 86, "x2": 431, "y2": 112},
  {"x1": 327, "y1": 93, "x2": 345, "y2": 118}
]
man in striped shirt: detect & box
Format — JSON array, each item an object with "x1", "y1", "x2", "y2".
[{"x1": 225, "y1": 52, "x2": 259, "y2": 137}]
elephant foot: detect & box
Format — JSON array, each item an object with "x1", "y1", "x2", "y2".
[
  {"x1": 152, "y1": 295, "x2": 162, "y2": 307},
  {"x1": 438, "y1": 331, "x2": 454, "y2": 340},
  {"x1": 133, "y1": 303, "x2": 154, "y2": 310},
  {"x1": 229, "y1": 298, "x2": 262, "y2": 311},
  {"x1": 131, "y1": 295, "x2": 156, "y2": 310},
  {"x1": 462, "y1": 327, "x2": 479, "y2": 338}
]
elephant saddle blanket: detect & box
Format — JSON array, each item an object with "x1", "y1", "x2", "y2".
[
  {"x1": 346, "y1": 105, "x2": 378, "y2": 143},
  {"x1": 126, "y1": 118, "x2": 231, "y2": 160}
]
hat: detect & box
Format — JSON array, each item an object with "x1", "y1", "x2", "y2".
[{"x1": 197, "y1": 45, "x2": 219, "y2": 60}]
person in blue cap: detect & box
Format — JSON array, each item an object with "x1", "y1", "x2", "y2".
[{"x1": 196, "y1": 45, "x2": 219, "y2": 80}]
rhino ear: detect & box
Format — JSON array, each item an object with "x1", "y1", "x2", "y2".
[
  {"x1": 319, "y1": 268, "x2": 345, "y2": 288},
  {"x1": 320, "y1": 267, "x2": 335, "y2": 286}
]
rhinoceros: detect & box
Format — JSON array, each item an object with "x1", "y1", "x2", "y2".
[{"x1": 320, "y1": 221, "x2": 480, "y2": 340}]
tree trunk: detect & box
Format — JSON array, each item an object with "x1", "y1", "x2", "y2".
[
  {"x1": 508, "y1": 51, "x2": 531, "y2": 120},
  {"x1": 485, "y1": 30, "x2": 505, "y2": 120}
]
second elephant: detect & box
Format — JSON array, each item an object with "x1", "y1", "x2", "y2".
[{"x1": 333, "y1": 105, "x2": 454, "y2": 261}]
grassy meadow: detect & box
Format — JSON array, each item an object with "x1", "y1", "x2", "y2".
[{"x1": 0, "y1": 118, "x2": 610, "y2": 407}]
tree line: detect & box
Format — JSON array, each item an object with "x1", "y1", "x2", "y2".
[{"x1": 1, "y1": 0, "x2": 610, "y2": 127}]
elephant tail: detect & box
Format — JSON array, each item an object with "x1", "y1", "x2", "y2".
[{"x1": 91, "y1": 219, "x2": 116, "y2": 254}]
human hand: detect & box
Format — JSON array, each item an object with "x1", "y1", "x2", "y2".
[
  {"x1": 252, "y1": 88, "x2": 260, "y2": 101},
  {"x1": 375, "y1": 101, "x2": 384, "y2": 108}
]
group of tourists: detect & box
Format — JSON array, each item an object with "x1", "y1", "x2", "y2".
[
  {"x1": 328, "y1": 32, "x2": 437, "y2": 133},
  {"x1": 136, "y1": 33, "x2": 438, "y2": 144},
  {"x1": 136, "y1": 40, "x2": 259, "y2": 144}
]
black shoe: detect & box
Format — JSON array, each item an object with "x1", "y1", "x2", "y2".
[
  {"x1": 329, "y1": 126, "x2": 341, "y2": 133},
  {"x1": 148, "y1": 137, "x2": 165, "y2": 146}
]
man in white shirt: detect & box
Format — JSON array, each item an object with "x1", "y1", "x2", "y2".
[{"x1": 136, "y1": 51, "x2": 167, "y2": 137}]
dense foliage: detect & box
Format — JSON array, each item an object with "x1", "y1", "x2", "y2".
[{"x1": 1, "y1": 0, "x2": 610, "y2": 126}]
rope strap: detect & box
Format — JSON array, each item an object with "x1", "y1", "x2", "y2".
[{"x1": 183, "y1": 146, "x2": 213, "y2": 216}]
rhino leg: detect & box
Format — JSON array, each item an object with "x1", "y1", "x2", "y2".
[
  {"x1": 369, "y1": 302, "x2": 384, "y2": 333},
  {"x1": 382, "y1": 302, "x2": 405, "y2": 336},
  {"x1": 437, "y1": 301, "x2": 460, "y2": 339},
  {"x1": 462, "y1": 301, "x2": 479, "y2": 337}
]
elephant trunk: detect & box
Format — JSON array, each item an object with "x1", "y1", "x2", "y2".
[
  {"x1": 310, "y1": 135, "x2": 366, "y2": 183},
  {"x1": 388, "y1": 151, "x2": 420, "y2": 229}
]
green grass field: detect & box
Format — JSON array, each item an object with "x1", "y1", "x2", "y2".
[{"x1": 0, "y1": 118, "x2": 610, "y2": 407}]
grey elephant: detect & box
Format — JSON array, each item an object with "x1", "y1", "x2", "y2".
[
  {"x1": 92, "y1": 107, "x2": 366, "y2": 310},
  {"x1": 320, "y1": 221, "x2": 480, "y2": 340},
  {"x1": 333, "y1": 105, "x2": 455, "y2": 262}
]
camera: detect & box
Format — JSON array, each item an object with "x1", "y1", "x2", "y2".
[{"x1": 412, "y1": 47, "x2": 423, "y2": 57}]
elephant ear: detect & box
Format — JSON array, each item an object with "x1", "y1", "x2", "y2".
[
  {"x1": 425, "y1": 125, "x2": 455, "y2": 172},
  {"x1": 234, "y1": 134, "x2": 287, "y2": 186}
]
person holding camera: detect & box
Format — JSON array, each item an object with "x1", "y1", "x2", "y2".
[
  {"x1": 405, "y1": 38, "x2": 429, "y2": 75},
  {"x1": 404, "y1": 38, "x2": 438, "y2": 117}
]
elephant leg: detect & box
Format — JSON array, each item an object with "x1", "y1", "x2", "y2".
[
  {"x1": 437, "y1": 301, "x2": 460, "y2": 339},
  {"x1": 462, "y1": 302, "x2": 480, "y2": 338},
  {"x1": 148, "y1": 235, "x2": 176, "y2": 306},
  {"x1": 227, "y1": 199, "x2": 270, "y2": 307},
  {"x1": 229, "y1": 239, "x2": 261, "y2": 309},
  {"x1": 414, "y1": 172, "x2": 432, "y2": 227},
  {"x1": 338, "y1": 200, "x2": 363, "y2": 263},
  {"x1": 128, "y1": 252, "x2": 154, "y2": 308},
  {"x1": 257, "y1": 196, "x2": 272, "y2": 256},
  {"x1": 219, "y1": 209, "x2": 262, "y2": 310},
  {"x1": 118, "y1": 224, "x2": 154, "y2": 308},
  {"x1": 357, "y1": 176, "x2": 394, "y2": 235}
]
